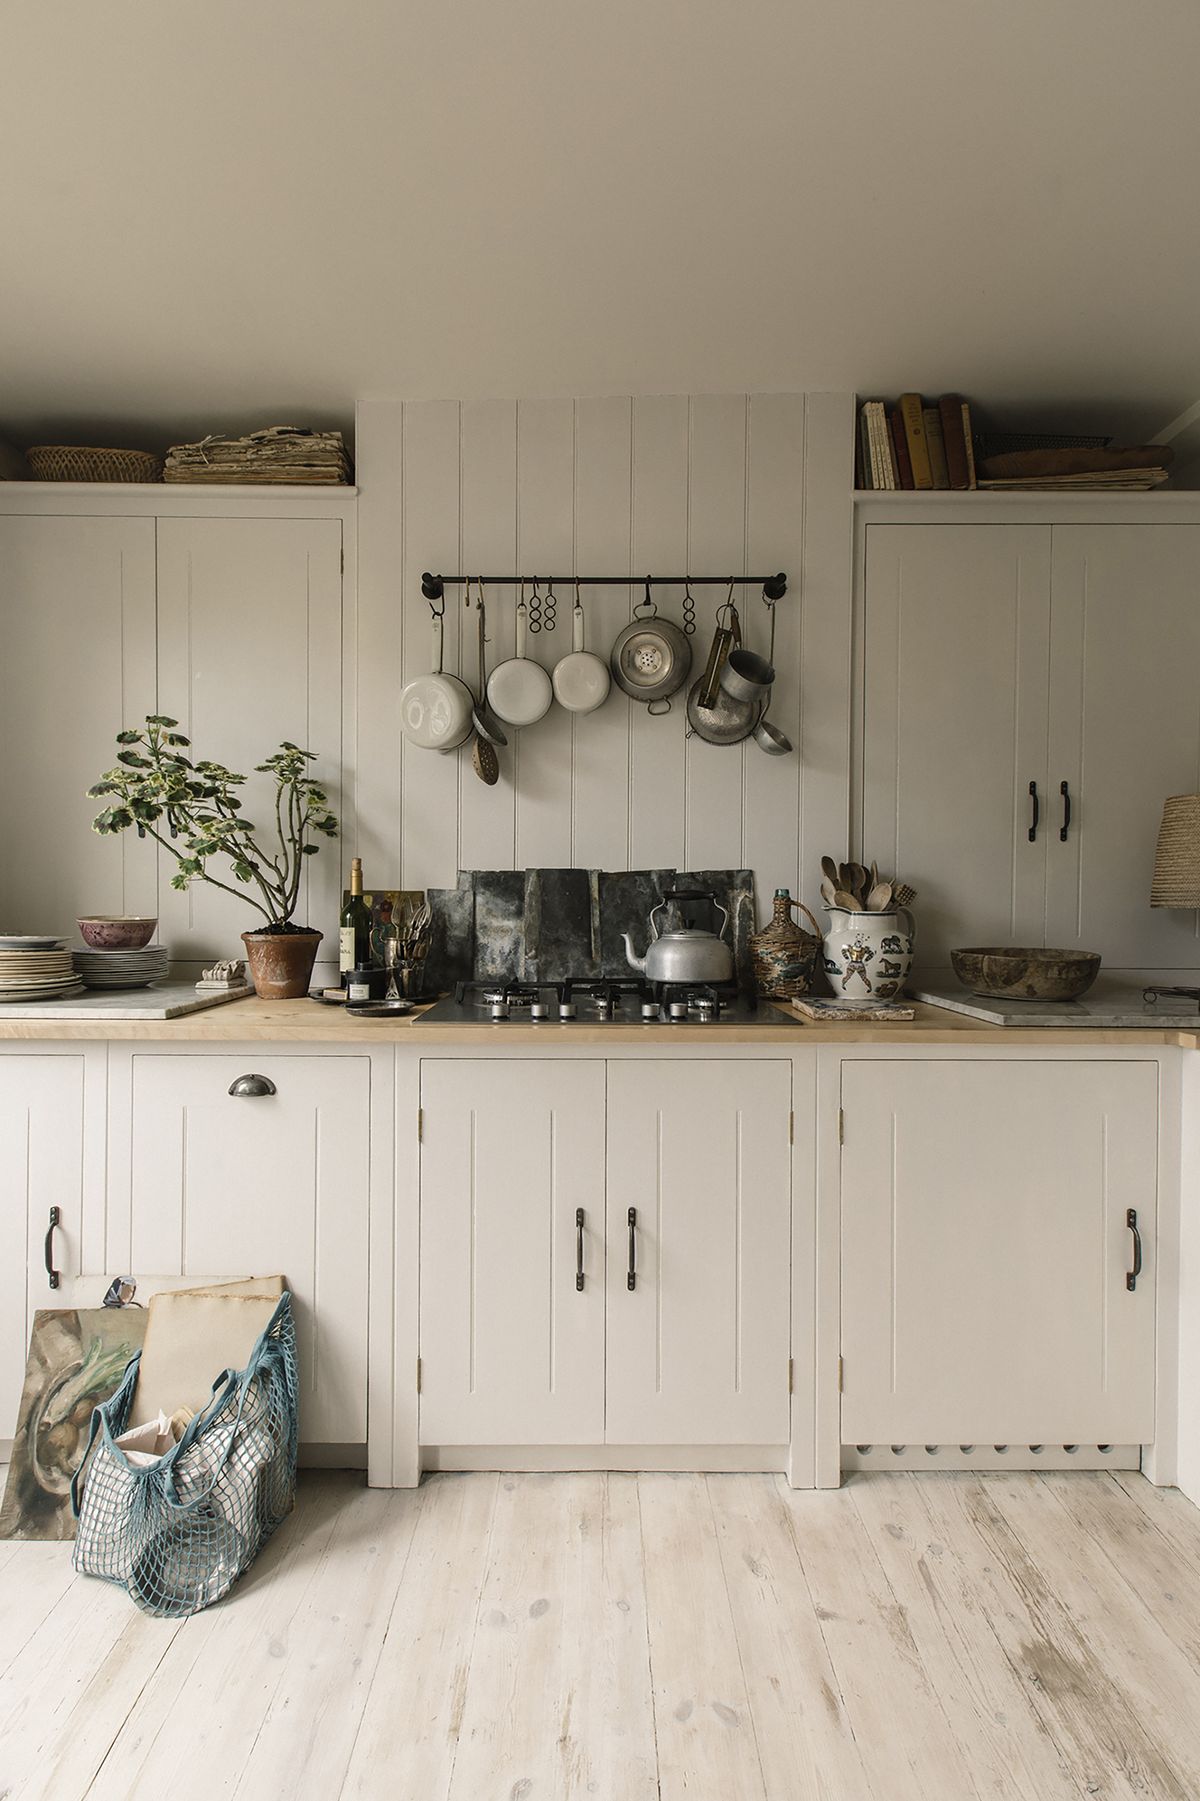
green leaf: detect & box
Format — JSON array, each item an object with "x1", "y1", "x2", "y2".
[
  {"x1": 146, "y1": 714, "x2": 180, "y2": 728},
  {"x1": 170, "y1": 871, "x2": 190, "y2": 891},
  {"x1": 116, "y1": 750, "x2": 150, "y2": 768}
]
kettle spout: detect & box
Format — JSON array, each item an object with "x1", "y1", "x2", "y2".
[{"x1": 622, "y1": 932, "x2": 646, "y2": 974}]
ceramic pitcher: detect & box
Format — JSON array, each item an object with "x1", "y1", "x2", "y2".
[{"x1": 821, "y1": 907, "x2": 916, "y2": 1006}]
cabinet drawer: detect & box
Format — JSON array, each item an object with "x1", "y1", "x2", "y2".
[{"x1": 111, "y1": 1053, "x2": 370, "y2": 1443}]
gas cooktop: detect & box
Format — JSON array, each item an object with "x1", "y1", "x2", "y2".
[{"x1": 417, "y1": 977, "x2": 800, "y2": 1028}]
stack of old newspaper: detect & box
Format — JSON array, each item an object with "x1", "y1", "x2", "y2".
[{"x1": 163, "y1": 425, "x2": 351, "y2": 484}]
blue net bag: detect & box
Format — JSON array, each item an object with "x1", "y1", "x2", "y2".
[{"x1": 71, "y1": 1292, "x2": 299, "y2": 1618}]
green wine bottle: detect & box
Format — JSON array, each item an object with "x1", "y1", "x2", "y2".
[{"x1": 339, "y1": 857, "x2": 371, "y2": 977}]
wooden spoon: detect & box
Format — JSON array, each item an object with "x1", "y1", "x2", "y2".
[
  {"x1": 820, "y1": 877, "x2": 837, "y2": 906},
  {"x1": 833, "y1": 889, "x2": 863, "y2": 911},
  {"x1": 821, "y1": 855, "x2": 840, "y2": 886},
  {"x1": 866, "y1": 880, "x2": 893, "y2": 911}
]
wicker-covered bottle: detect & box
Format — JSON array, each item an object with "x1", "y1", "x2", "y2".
[{"x1": 750, "y1": 889, "x2": 822, "y2": 999}]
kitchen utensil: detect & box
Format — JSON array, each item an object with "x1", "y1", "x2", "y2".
[
  {"x1": 399, "y1": 612, "x2": 475, "y2": 752},
  {"x1": 487, "y1": 598, "x2": 553, "y2": 727},
  {"x1": 822, "y1": 904, "x2": 917, "y2": 1007},
  {"x1": 622, "y1": 888, "x2": 734, "y2": 984},
  {"x1": 950, "y1": 946, "x2": 1101, "y2": 1002},
  {"x1": 894, "y1": 882, "x2": 917, "y2": 907},
  {"x1": 345, "y1": 998, "x2": 415, "y2": 1019},
  {"x1": 685, "y1": 677, "x2": 761, "y2": 745},
  {"x1": 609, "y1": 580, "x2": 693, "y2": 714},
  {"x1": 470, "y1": 586, "x2": 508, "y2": 747},
  {"x1": 820, "y1": 856, "x2": 839, "y2": 886},
  {"x1": 472, "y1": 735, "x2": 499, "y2": 784},
  {"x1": 819, "y1": 877, "x2": 837, "y2": 906},
  {"x1": 719, "y1": 646, "x2": 774, "y2": 704},
  {"x1": 751, "y1": 598, "x2": 793, "y2": 754},
  {"x1": 552, "y1": 587, "x2": 611, "y2": 713},
  {"x1": 866, "y1": 881, "x2": 894, "y2": 911},
  {"x1": 697, "y1": 593, "x2": 738, "y2": 709},
  {"x1": 832, "y1": 889, "x2": 863, "y2": 911},
  {"x1": 0, "y1": 936, "x2": 66, "y2": 950}
]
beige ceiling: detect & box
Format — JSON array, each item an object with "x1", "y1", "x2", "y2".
[{"x1": 2, "y1": 0, "x2": 1198, "y2": 451}]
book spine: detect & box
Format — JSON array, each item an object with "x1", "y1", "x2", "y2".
[
  {"x1": 961, "y1": 401, "x2": 977, "y2": 489},
  {"x1": 923, "y1": 406, "x2": 950, "y2": 489},
  {"x1": 865, "y1": 403, "x2": 884, "y2": 488},
  {"x1": 857, "y1": 406, "x2": 872, "y2": 488},
  {"x1": 888, "y1": 408, "x2": 914, "y2": 488},
  {"x1": 899, "y1": 393, "x2": 933, "y2": 489},
  {"x1": 871, "y1": 402, "x2": 897, "y2": 489},
  {"x1": 938, "y1": 393, "x2": 970, "y2": 489}
]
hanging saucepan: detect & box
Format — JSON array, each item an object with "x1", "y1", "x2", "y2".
[
  {"x1": 553, "y1": 582, "x2": 611, "y2": 714},
  {"x1": 610, "y1": 579, "x2": 692, "y2": 715},
  {"x1": 686, "y1": 598, "x2": 762, "y2": 745},
  {"x1": 486, "y1": 593, "x2": 553, "y2": 727},
  {"x1": 399, "y1": 609, "x2": 475, "y2": 752}
]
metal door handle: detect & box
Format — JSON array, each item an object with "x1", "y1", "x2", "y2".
[
  {"x1": 44, "y1": 1206, "x2": 61, "y2": 1291},
  {"x1": 1126, "y1": 1208, "x2": 1142, "y2": 1291},
  {"x1": 1060, "y1": 780, "x2": 1072, "y2": 842},
  {"x1": 575, "y1": 1208, "x2": 585, "y2": 1291},
  {"x1": 228, "y1": 1073, "x2": 277, "y2": 1097},
  {"x1": 627, "y1": 1207, "x2": 637, "y2": 1290},
  {"x1": 1028, "y1": 780, "x2": 1040, "y2": 842}
]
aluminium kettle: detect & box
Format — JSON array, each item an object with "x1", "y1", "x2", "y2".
[{"x1": 622, "y1": 888, "x2": 734, "y2": 984}]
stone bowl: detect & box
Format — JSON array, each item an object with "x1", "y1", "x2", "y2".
[
  {"x1": 950, "y1": 946, "x2": 1102, "y2": 1002},
  {"x1": 77, "y1": 915, "x2": 158, "y2": 950}
]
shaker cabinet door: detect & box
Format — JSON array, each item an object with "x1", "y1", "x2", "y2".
[
  {"x1": 111, "y1": 1052, "x2": 370, "y2": 1443},
  {"x1": 604, "y1": 1060, "x2": 792, "y2": 1446},
  {"x1": 418, "y1": 1059, "x2": 606, "y2": 1445},
  {"x1": 840, "y1": 1060, "x2": 1157, "y2": 1447},
  {"x1": 861, "y1": 524, "x2": 1053, "y2": 969},
  {"x1": 1047, "y1": 525, "x2": 1200, "y2": 968}
]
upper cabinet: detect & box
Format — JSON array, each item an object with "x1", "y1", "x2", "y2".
[
  {"x1": 860, "y1": 517, "x2": 1200, "y2": 970},
  {"x1": 0, "y1": 493, "x2": 349, "y2": 964}
]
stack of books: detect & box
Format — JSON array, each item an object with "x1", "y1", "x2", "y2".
[
  {"x1": 857, "y1": 395, "x2": 976, "y2": 490},
  {"x1": 164, "y1": 426, "x2": 352, "y2": 485},
  {"x1": 976, "y1": 447, "x2": 1172, "y2": 490}
]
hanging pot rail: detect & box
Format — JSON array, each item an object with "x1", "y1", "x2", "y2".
[{"x1": 421, "y1": 571, "x2": 788, "y2": 602}]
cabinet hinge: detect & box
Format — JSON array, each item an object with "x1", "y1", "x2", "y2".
[
  {"x1": 838, "y1": 1355, "x2": 844, "y2": 1393},
  {"x1": 417, "y1": 1107, "x2": 423, "y2": 1143},
  {"x1": 416, "y1": 1356, "x2": 422, "y2": 1393},
  {"x1": 788, "y1": 1357, "x2": 794, "y2": 1394},
  {"x1": 838, "y1": 1108, "x2": 845, "y2": 1146},
  {"x1": 788, "y1": 1110, "x2": 795, "y2": 1145}
]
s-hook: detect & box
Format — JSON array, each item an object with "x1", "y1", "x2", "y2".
[
  {"x1": 682, "y1": 579, "x2": 696, "y2": 635},
  {"x1": 528, "y1": 577, "x2": 543, "y2": 633},
  {"x1": 543, "y1": 577, "x2": 557, "y2": 632}
]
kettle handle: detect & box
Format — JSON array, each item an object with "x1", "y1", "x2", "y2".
[{"x1": 661, "y1": 888, "x2": 730, "y2": 941}]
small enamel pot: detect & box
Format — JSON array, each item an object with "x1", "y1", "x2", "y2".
[
  {"x1": 553, "y1": 602, "x2": 611, "y2": 714},
  {"x1": 487, "y1": 601, "x2": 553, "y2": 728}
]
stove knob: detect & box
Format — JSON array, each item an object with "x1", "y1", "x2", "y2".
[
  {"x1": 668, "y1": 1000, "x2": 688, "y2": 1020},
  {"x1": 641, "y1": 1001, "x2": 661, "y2": 1022},
  {"x1": 559, "y1": 1001, "x2": 577, "y2": 1020},
  {"x1": 596, "y1": 999, "x2": 612, "y2": 1018},
  {"x1": 489, "y1": 1001, "x2": 509, "y2": 1020},
  {"x1": 695, "y1": 999, "x2": 718, "y2": 1022},
  {"x1": 530, "y1": 1000, "x2": 549, "y2": 1020}
]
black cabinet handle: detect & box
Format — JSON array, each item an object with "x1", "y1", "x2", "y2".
[
  {"x1": 44, "y1": 1206, "x2": 61, "y2": 1291},
  {"x1": 1060, "y1": 780, "x2": 1072, "y2": 842},
  {"x1": 627, "y1": 1207, "x2": 637, "y2": 1290},
  {"x1": 228, "y1": 1073, "x2": 277, "y2": 1098},
  {"x1": 1127, "y1": 1208, "x2": 1143, "y2": 1292},
  {"x1": 1028, "y1": 780, "x2": 1040, "y2": 842},
  {"x1": 575, "y1": 1208, "x2": 585, "y2": 1291}
]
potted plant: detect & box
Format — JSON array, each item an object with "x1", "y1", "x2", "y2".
[{"x1": 89, "y1": 714, "x2": 338, "y2": 998}]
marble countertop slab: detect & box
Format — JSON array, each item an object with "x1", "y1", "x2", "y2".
[
  {"x1": 912, "y1": 978, "x2": 1200, "y2": 1028},
  {"x1": 0, "y1": 982, "x2": 254, "y2": 1021}
]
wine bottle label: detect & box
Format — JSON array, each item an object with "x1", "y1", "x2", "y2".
[{"x1": 339, "y1": 926, "x2": 356, "y2": 972}]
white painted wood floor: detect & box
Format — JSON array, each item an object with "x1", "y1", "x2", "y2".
[{"x1": 2, "y1": 1467, "x2": 1200, "y2": 1799}]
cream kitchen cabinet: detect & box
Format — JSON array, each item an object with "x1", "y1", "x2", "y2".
[
  {"x1": 417, "y1": 1056, "x2": 793, "y2": 1452},
  {"x1": 860, "y1": 517, "x2": 1200, "y2": 970},
  {"x1": 106, "y1": 1050, "x2": 371, "y2": 1445},
  {"x1": 0, "y1": 1049, "x2": 106, "y2": 1440},
  {"x1": 839, "y1": 1059, "x2": 1157, "y2": 1448}
]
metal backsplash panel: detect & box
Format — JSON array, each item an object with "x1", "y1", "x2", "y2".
[{"x1": 423, "y1": 867, "x2": 758, "y2": 991}]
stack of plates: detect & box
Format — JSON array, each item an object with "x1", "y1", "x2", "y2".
[
  {"x1": 74, "y1": 945, "x2": 171, "y2": 990},
  {"x1": 0, "y1": 938, "x2": 84, "y2": 1001}
]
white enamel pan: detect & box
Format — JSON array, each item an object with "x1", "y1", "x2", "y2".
[
  {"x1": 486, "y1": 600, "x2": 553, "y2": 727},
  {"x1": 552, "y1": 593, "x2": 611, "y2": 714},
  {"x1": 399, "y1": 614, "x2": 474, "y2": 752}
]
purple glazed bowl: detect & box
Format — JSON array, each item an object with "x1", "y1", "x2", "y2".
[{"x1": 77, "y1": 915, "x2": 158, "y2": 950}]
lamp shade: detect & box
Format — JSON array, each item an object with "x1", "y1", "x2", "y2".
[{"x1": 1151, "y1": 794, "x2": 1200, "y2": 907}]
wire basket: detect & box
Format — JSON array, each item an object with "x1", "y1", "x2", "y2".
[{"x1": 27, "y1": 445, "x2": 162, "y2": 483}]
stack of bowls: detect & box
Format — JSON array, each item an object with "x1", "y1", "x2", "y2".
[{"x1": 74, "y1": 916, "x2": 168, "y2": 990}]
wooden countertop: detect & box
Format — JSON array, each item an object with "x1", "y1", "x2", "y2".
[{"x1": 0, "y1": 994, "x2": 1195, "y2": 1047}]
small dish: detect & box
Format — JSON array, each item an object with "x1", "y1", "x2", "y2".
[
  {"x1": 345, "y1": 999, "x2": 414, "y2": 1019},
  {"x1": 0, "y1": 935, "x2": 67, "y2": 950},
  {"x1": 77, "y1": 916, "x2": 158, "y2": 950}
]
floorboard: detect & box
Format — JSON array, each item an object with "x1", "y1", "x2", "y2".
[{"x1": 2, "y1": 1467, "x2": 1200, "y2": 1799}]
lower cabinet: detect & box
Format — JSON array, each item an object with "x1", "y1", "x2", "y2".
[
  {"x1": 0, "y1": 1054, "x2": 91, "y2": 1437},
  {"x1": 417, "y1": 1057, "x2": 793, "y2": 1449},
  {"x1": 840, "y1": 1060, "x2": 1158, "y2": 1447},
  {"x1": 110, "y1": 1052, "x2": 371, "y2": 1444}
]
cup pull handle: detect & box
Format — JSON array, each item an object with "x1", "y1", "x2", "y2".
[
  {"x1": 1060, "y1": 780, "x2": 1072, "y2": 842},
  {"x1": 1126, "y1": 1208, "x2": 1143, "y2": 1292},
  {"x1": 575, "y1": 1208, "x2": 585, "y2": 1292},
  {"x1": 228, "y1": 1074, "x2": 277, "y2": 1097},
  {"x1": 627, "y1": 1207, "x2": 637, "y2": 1290},
  {"x1": 44, "y1": 1206, "x2": 61, "y2": 1291},
  {"x1": 1028, "y1": 780, "x2": 1040, "y2": 842}
]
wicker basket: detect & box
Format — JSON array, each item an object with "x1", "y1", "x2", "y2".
[
  {"x1": 749, "y1": 890, "x2": 823, "y2": 999},
  {"x1": 27, "y1": 445, "x2": 162, "y2": 483}
]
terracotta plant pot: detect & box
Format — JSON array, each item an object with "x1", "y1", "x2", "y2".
[{"x1": 241, "y1": 929, "x2": 322, "y2": 1000}]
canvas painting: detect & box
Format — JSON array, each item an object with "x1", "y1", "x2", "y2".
[{"x1": 0, "y1": 1307, "x2": 147, "y2": 1542}]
